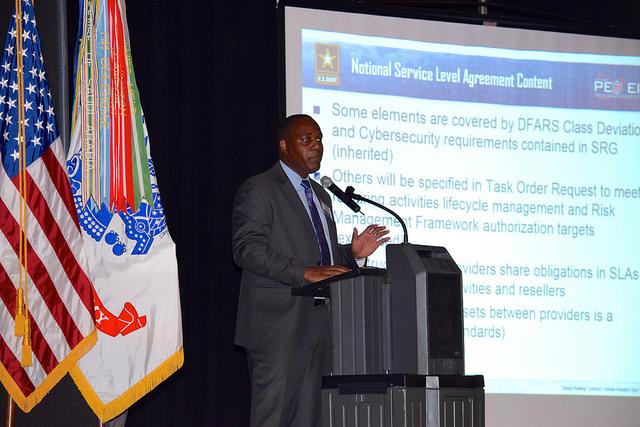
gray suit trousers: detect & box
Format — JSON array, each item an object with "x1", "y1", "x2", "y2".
[{"x1": 246, "y1": 303, "x2": 331, "y2": 427}]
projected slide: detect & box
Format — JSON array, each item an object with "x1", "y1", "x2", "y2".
[{"x1": 287, "y1": 12, "x2": 640, "y2": 397}]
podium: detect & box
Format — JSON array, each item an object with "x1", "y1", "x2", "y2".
[
  {"x1": 292, "y1": 244, "x2": 484, "y2": 427},
  {"x1": 292, "y1": 268, "x2": 390, "y2": 375}
]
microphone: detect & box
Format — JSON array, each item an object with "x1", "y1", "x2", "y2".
[{"x1": 320, "y1": 176, "x2": 361, "y2": 213}]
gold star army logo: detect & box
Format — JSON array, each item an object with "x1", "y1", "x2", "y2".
[{"x1": 315, "y1": 43, "x2": 340, "y2": 86}]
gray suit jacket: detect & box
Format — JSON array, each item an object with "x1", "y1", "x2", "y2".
[{"x1": 232, "y1": 162, "x2": 355, "y2": 351}]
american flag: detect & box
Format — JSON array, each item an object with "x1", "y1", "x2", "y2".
[{"x1": 0, "y1": 0, "x2": 95, "y2": 412}]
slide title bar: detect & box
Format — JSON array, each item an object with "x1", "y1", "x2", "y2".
[{"x1": 303, "y1": 34, "x2": 640, "y2": 111}]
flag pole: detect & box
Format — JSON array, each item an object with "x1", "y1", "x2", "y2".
[{"x1": 4, "y1": 395, "x2": 15, "y2": 427}]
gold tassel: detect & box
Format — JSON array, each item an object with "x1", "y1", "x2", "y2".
[
  {"x1": 14, "y1": 288, "x2": 26, "y2": 337},
  {"x1": 21, "y1": 329, "x2": 32, "y2": 367},
  {"x1": 21, "y1": 340, "x2": 33, "y2": 367}
]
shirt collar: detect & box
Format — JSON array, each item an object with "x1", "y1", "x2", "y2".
[{"x1": 280, "y1": 160, "x2": 306, "y2": 189}]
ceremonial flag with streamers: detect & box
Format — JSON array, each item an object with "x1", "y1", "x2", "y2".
[
  {"x1": 67, "y1": 0, "x2": 183, "y2": 421},
  {"x1": 0, "y1": 0, "x2": 96, "y2": 412}
]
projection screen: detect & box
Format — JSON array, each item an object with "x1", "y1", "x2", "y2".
[{"x1": 282, "y1": 5, "x2": 640, "y2": 427}]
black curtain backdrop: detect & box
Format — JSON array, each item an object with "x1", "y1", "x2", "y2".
[
  {"x1": 110, "y1": 1, "x2": 281, "y2": 425},
  {"x1": 1, "y1": 0, "x2": 637, "y2": 426},
  {"x1": 107, "y1": 1, "x2": 280, "y2": 425}
]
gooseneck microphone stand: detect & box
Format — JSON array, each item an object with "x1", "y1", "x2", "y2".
[{"x1": 345, "y1": 186, "x2": 409, "y2": 244}]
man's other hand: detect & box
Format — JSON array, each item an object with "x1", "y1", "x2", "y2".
[{"x1": 351, "y1": 224, "x2": 390, "y2": 259}]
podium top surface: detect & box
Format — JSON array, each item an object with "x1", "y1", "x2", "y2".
[
  {"x1": 322, "y1": 374, "x2": 485, "y2": 390},
  {"x1": 291, "y1": 267, "x2": 386, "y2": 297}
]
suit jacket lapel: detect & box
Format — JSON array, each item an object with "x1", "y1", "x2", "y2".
[{"x1": 272, "y1": 163, "x2": 321, "y2": 258}]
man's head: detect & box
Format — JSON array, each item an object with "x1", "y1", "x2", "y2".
[{"x1": 278, "y1": 114, "x2": 323, "y2": 178}]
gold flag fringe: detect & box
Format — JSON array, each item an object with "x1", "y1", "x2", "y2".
[
  {"x1": 70, "y1": 347, "x2": 184, "y2": 422},
  {"x1": 0, "y1": 329, "x2": 97, "y2": 413}
]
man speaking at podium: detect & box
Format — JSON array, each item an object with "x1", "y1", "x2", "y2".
[{"x1": 232, "y1": 114, "x2": 389, "y2": 426}]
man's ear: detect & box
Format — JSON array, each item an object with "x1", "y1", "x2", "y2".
[{"x1": 279, "y1": 138, "x2": 287, "y2": 157}]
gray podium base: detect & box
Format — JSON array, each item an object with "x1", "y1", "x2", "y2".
[{"x1": 321, "y1": 374, "x2": 484, "y2": 427}]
